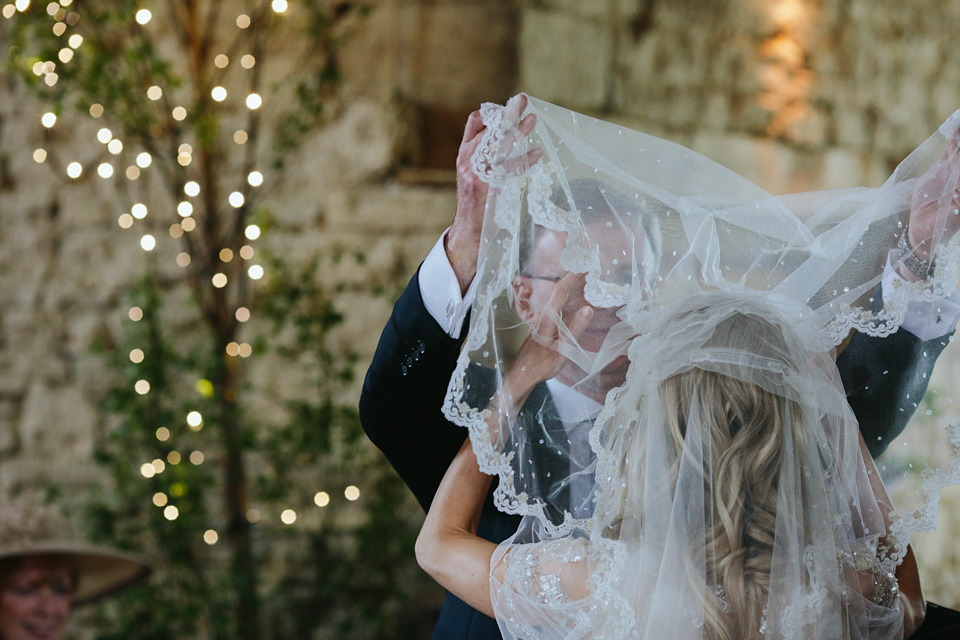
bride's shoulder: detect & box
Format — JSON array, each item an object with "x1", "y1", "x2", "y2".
[
  {"x1": 510, "y1": 535, "x2": 591, "y2": 564},
  {"x1": 498, "y1": 536, "x2": 594, "y2": 605}
]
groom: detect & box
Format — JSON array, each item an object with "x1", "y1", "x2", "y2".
[{"x1": 359, "y1": 97, "x2": 960, "y2": 639}]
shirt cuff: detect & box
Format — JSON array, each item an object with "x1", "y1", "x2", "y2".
[
  {"x1": 418, "y1": 229, "x2": 479, "y2": 339},
  {"x1": 882, "y1": 249, "x2": 960, "y2": 340}
]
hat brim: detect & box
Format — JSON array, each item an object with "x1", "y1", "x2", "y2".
[{"x1": 0, "y1": 542, "x2": 150, "y2": 604}]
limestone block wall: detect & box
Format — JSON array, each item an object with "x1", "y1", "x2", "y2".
[
  {"x1": 2, "y1": 0, "x2": 960, "y2": 608},
  {"x1": 521, "y1": 0, "x2": 960, "y2": 192}
]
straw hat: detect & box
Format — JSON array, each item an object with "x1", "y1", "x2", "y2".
[{"x1": 0, "y1": 497, "x2": 150, "y2": 604}]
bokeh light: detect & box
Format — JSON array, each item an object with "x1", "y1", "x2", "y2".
[{"x1": 186, "y1": 411, "x2": 203, "y2": 429}]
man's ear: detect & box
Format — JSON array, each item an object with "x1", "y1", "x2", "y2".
[{"x1": 513, "y1": 277, "x2": 536, "y2": 323}]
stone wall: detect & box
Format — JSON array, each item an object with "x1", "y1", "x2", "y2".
[
  {"x1": 522, "y1": 0, "x2": 960, "y2": 193},
  {"x1": 2, "y1": 0, "x2": 960, "y2": 608}
]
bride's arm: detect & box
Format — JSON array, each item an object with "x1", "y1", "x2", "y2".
[
  {"x1": 894, "y1": 547, "x2": 924, "y2": 637},
  {"x1": 417, "y1": 273, "x2": 594, "y2": 615},
  {"x1": 416, "y1": 437, "x2": 498, "y2": 616},
  {"x1": 856, "y1": 432, "x2": 926, "y2": 635},
  {"x1": 416, "y1": 438, "x2": 591, "y2": 618}
]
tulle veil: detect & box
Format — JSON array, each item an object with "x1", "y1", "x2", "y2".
[{"x1": 443, "y1": 95, "x2": 960, "y2": 639}]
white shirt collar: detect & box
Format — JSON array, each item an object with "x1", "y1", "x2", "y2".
[{"x1": 545, "y1": 378, "x2": 602, "y2": 426}]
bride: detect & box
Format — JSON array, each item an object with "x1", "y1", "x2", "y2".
[
  {"x1": 418, "y1": 289, "x2": 923, "y2": 639},
  {"x1": 414, "y1": 95, "x2": 960, "y2": 639}
]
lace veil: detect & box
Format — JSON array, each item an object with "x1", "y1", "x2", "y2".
[{"x1": 441, "y1": 95, "x2": 960, "y2": 639}]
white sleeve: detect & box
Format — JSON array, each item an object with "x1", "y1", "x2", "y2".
[
  {"x1": 418, "y1": 229, "x2": 479, "y2": 339},
  {"x1": 882, "y1": 249, "x2": 960, "y2": 340},
  {"x1": 492, "y1": 538, "x2": 597, "y2": 640}
]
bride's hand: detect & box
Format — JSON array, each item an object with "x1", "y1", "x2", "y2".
[
  {"x1": 507, "y1": 272, "x2": 594, "y2": 393},
  {"x1": 485, "y1": 273, "x2": 593, "y2": 447}
]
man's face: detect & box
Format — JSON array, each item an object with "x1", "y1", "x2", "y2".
[{"x1": 514, "y1": 221, "x2": 641, "y2": 395}]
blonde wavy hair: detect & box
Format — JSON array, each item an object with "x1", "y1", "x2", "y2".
[
  {"x1": 609, "y1": 309, "x2": 808, "y2": 639},
  {"x1": 662, "y1": 365, "x2": 805, "y2": 639}
]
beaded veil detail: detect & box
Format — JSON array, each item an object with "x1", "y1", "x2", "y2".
[{"x1": 445, "y1": 95, "x2": 960, "y2": 639}]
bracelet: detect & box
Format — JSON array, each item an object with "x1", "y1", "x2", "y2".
[
  {"x1": 839, "y1": 548, "x2": 900, "y2": 609},
  {"x1": 897, "y1": 228, "x2": 934, "y2": 280}
]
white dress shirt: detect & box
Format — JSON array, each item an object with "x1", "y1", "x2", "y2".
[
  {"x1": 419, "y1": 231, "x2": 479, "y2": 339},
  {"x1": 881, "y1": 249, "x2": 960, "y2": 340}
]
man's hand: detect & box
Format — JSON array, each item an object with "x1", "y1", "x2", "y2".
[
  {"x1": 446, "y1": 94, "x2": 543, "y2": 295},
  {"x1": 906, "y1": 137, "x2": 960, "y2": 280}
]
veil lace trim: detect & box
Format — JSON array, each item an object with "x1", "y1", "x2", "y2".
[{"x1": 445, "y1": 96, "x2": 960, "y2": 638}]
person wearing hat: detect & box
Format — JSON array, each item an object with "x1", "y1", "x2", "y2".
[{"x1": 0, "y1": 497, "x2": 149, "y2": 640}]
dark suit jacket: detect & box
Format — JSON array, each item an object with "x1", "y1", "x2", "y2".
[
  {"x1": 359, "y1": 269, "x2": 952, "y2": 640},
  {"x1": 837, "y1": 318, "x2": 952, "y2": 458},
  {"x1": 462, "y1": 365, "x2": 577, "y2": 527},
  {"x1": 360, "y1": 272, "x2": 522, "y2": 640}
]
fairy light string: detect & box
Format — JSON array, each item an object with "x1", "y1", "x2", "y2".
[{"x1": 5, "y1": 1, "x2": 361, "y2": 544}]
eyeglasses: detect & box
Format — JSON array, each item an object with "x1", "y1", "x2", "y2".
[
  {"x1": 521, "y1": 268, "x2": 637, "y2": 286},
  {"x1": 520, "y1": 273, "x2": 565, "y2": 282}
]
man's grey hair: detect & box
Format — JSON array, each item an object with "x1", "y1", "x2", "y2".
[{"x1": 518, "y1": 178, "x2": 662, "y2": 292}]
